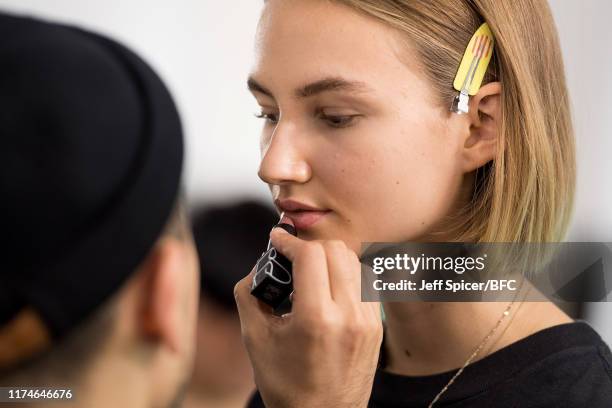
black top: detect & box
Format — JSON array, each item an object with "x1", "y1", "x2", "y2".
[{"x1": 247, "y1": 321, "x2": 612, "y2": 407}]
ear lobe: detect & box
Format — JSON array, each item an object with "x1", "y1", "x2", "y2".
[
  {"x1": 140, "y1": 239, "x2": 184, "y2": 354},
  {"x1": 462, "y1": 81, "x2": 502, "y2": 172}
]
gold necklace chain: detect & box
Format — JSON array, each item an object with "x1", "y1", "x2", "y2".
[{"x1": 427, "y1": 301, "x2": 514, "y2": 408}]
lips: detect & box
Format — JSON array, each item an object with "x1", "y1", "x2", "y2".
[{"x1": 275, "y1": 199, "x2": 330, "y2": 230}]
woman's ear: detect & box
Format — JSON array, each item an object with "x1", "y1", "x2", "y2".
[{"x1": 461, "y1": 81, "x2": 502, "y2": 172}]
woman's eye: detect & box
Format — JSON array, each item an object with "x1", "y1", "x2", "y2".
[
  {"x1": 318, "y1": 112, "x2": 361, "y2": 129},
  {"x1": 255, "y1": 112, "x2": 279, "y2": 124}
]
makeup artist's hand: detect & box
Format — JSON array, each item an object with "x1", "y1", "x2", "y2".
[{"x1": 234, "y1": 226, "x2": 383, "y2": 408}]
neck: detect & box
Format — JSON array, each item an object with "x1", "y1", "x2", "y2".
[
  {"x1": 382, "y1": 294, "x2": 572, "y2": 376},
  {"x1": 183, "y1": 376, "x2": 253, "y2": 408},
  {"x1": 82, "y1": 356, "x2": 150, "y2": 408},
  {"x1": 183, "y1": 387, "x2": 252, "y2": 408}
]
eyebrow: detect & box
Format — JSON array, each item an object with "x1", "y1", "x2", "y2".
[{"x1": 247, "y1": 76, "x2": 371, "y2": 99}]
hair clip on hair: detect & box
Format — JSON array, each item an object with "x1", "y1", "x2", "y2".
[{"x1": 451, "y1": 23, "x2": 494, "y2": 114}]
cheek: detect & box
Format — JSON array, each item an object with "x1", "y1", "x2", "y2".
[{"x1": 316, "y1": 121, "x2": 461, "y2": 242}]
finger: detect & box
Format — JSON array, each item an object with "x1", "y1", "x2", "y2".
[
  {"x1": 360, "y1": 262, "x2": 383, "y2": 318},
  {"x1": 367, "y1": 301, "x2": 383, "y2": 324},
  {"x1": 270, "y1": 228, "x2": 332, "y2": 312},
  {"x1": 234, "y1": 268, "x2": 270, "y2": 333},
  {"x1": 323, "y1": 241, "x2": 361, "y2": 305},
  {"x1": 268, "y1": 226, "x2": 302, "y2": 263}
]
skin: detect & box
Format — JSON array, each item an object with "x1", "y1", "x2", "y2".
[
  {"x1": 250, "y1": 0, "x2": 488, "y2": 248},
  {"x1": 239, "y1": 0, "x2": 572, "y2": 405}
]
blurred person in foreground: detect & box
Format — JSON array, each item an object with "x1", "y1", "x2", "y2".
[
  {"x1": 184, "y1": 201, "x2": 276, "y2": 408},
  {"x1": 0, "y1": 12, "x2": 199, "y2": 408}
]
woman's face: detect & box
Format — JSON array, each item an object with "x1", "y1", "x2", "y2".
[{"x1": 249, "y1": 0, "x2": 469, "y2": 253}]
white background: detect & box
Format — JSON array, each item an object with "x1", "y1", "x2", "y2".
[{"x1": 0, "y1": 0, "x2": 610, "y2": 341}]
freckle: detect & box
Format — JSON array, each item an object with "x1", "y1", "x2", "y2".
[
  {"x1": 421, "y1": 221, "x2": 425, "y2": 225},
  {"x1": 396, "y1": 181, "x2": 400, "y2": 185},
  {"x1": 404, "y1": 349, "x2": 412, "y2": 357},
  {"x1": 341, "y1": 168, "x2": 345, "y2": 173}
]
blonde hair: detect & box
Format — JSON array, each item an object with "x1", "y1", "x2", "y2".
[{"x1": 333, "y1": 0, "x2": 575, "y2": 243}]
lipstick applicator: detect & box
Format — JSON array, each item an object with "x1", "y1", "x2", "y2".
[{"x1": 250, "y1": 213, "x2": 297, "y2": 310}]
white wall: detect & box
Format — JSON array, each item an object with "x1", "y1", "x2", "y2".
[
  {"x1": 0, "y1": 0, "x2": 610, "y2": 340},
  {"x1": 0, "y1": 0, "x2": 269, "y2": 204}
]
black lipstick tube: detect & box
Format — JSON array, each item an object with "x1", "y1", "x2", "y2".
[{"x1": 250, "y1": 217, "x2": 297, "y2": 310}]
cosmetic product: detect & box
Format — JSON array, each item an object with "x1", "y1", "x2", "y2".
[{"x1": 250, "y1": 215, "x2": 297, "y2": 310}]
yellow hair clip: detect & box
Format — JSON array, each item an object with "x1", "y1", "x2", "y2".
[{"x1": 451, "y1": 23, "x2": 494, "y2": 114}]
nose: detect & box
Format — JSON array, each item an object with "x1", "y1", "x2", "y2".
[{"x1": 258, "y1": 121, "x2": 312, "y2": 186}]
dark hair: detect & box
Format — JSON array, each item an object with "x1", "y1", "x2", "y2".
[{"x1": 191, "y1": 200, "x2": 277, "y2": 311}]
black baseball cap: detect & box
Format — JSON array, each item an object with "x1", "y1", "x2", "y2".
[{"x1": 0, "y1": 12, "x2": 184, "y2": 340}]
